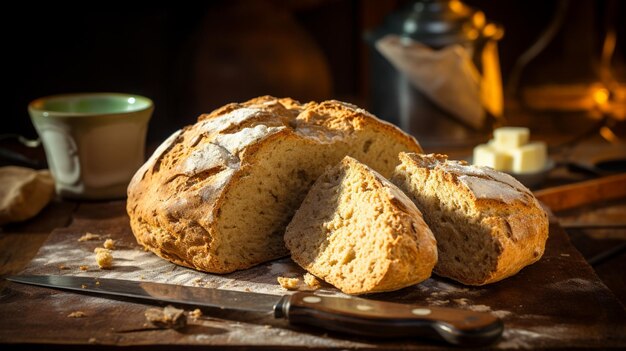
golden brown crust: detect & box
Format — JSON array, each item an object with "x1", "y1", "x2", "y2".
[
  {"x1": 127, "y1": 97, "x2": 422, "y2": 274},
  {"x1": 392, "y1": 152, "x2": 549, "y2": 285}
]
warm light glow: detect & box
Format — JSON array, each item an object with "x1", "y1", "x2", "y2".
[
  {"x1": 483, "y1": 23, "x2": 497, "y2": 38},
  {"x1": 467, "y1": 28, "x2": 479, "y2": 40},
  {"x1": 449, "y1": 0, "x2": 463, "y2": 13},
  {"x1": 472, "y1": 11, "x2": 486, "y2": 28},
  {"x1": 600, "y1": 126, "x2": 620, "y2": 144},
  {"x1": 593, "y1": 88, "x2": 610, "y2": 106},
  {"x1": 600, "y1": 30, "x2": 616, "y2": 84}
]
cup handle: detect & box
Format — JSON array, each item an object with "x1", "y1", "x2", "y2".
[{"x1": 39, "y1": 126, "x2": 81, "y2": 186}]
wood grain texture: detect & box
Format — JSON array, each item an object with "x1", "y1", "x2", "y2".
[
  {"x1": 0, "y1": 201, "x2": 625, "y2": 349},
  {"x1": 0, "y1": 200, "x2": 76, "y2": 291}
]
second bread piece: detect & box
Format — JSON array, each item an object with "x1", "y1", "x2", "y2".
[
  {"x1": 391, "y1": 153, "x2": 549, "y2": 286},
  {"x1": 285, "y1": 156, "x2": 438, "y2": 295}
]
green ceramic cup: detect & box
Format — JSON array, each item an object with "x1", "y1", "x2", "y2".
[{"x1": 28, "y1": 93, "x2": 153, "y2": 199}]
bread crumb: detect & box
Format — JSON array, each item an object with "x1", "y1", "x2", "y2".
[
  {"x1": 277, "y1": 274, "x2": 321, "y2": 291},
  {"x1": 103, "y1": 239, "x2": 115, "y2": 249},
  {"x1": 303, "y1": 273, "x2": 321, "y2": 289},
  {"x1": 190, "y1": 308, "x2": 202, "y2": 319},
  {"x1": 145, "y1": 305, "x2": 186, "y2": 329},
  {"x1": 277, "y1": 276, "x2": 301, "y2": 290},
  {"x1": 88, "y1": 337, "x2": 97, "y2": 343},
  {"x1": 81, "y1": 284, "x2": 87, "y2": 289},
  {"x1": 79, "y1": 265, "x2": 89, "y2": 271},
  {"x1": 78, "y1": 232, "x2": 101, "y2": 242},
  {"x1": 244, "y1": 287, "x2": 251, "y2": 292},
  {"x1": 68, "y1": 311, "x2": 86, "y2": 318},
  {"x1": 95, "y1": 281, "x2": 100, "y2": 285},
  {"x1": 58, "y1": 264, "x2": 69, "y2": 270},
  {"x1": 94, "y1": 247, "x2": 113, "y2": 269}
]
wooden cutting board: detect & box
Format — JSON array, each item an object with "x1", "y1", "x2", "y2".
[{"x1": 0, "y1": 201, "x2": 625, "y2": 349}]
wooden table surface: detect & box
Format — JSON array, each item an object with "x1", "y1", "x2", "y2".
[
  {"x1": 0, "y1": 195, "x2": 625, "y2": 349},
  {"x1": 1, "y1": 139, "x2": 625, "y2": 349}
]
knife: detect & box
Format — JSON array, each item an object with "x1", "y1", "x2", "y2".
[{"x1": 6, "y1": 275, "x2": 503, "y2": 346}]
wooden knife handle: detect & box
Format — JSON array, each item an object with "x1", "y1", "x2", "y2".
[{"x1": 274, "y1": 292, "x2": 503, "y2": 346}]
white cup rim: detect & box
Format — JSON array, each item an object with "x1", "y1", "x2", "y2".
[{"x1": 28, "y1": 92, "x2": 153, "y2": 118}]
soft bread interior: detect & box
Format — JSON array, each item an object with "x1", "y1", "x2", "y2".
[
  {"x1": 391, "y1": 153, "x2": 548, "y2": 285},
  {"x1": 392, "y1": 163, "x2": 501, "y2": 284},
  {"x1": 128, "y1": 98, "x2": 423, "y2": 274},
  {"x1": 286, "y1": 157, "x2": 436, "y2": 294},
  {"x1": 212, "y1": 129, "x2": 416, "y2": 272}
]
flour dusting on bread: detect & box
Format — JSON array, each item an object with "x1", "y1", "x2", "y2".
[
  {"x1": 391, "y1": 153, "x2": 548, "y2": 285},
  {"x1": 127, "y1": 96, "x2": 422, "y2": 274}
]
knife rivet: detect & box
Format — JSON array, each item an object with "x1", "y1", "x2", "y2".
[
  {"x1": 356, "y1": 304, "x2": 373, "y2": 311},
  {"x1": 302, "y1": 296, "x2": 322, "y2": 304},
  {"x1": 411, "y1": 308, "x2": 432, "y2": 316}
]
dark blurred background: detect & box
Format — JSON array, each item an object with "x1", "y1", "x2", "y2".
[
  {"x1": 3, "y1": 0, "x2": 626, "y2": 309},
  {"x1": 5, "y1": 0, "x2": 625, "y2": 143}
]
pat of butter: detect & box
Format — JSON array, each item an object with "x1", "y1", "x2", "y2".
[
  {"x1": 493, "y1": 127, "x2": 530, "y2": 149},
  {"x1": 511, "y1": 142, "x2": 547, "y2": 173},
  {"x1": 473, "y1": 144, "x2": 512, "y2": 171}
]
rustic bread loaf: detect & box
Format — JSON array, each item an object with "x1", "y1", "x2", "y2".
[
  {"x1": 391, "y1": 153, "x2": 548, "y2": 285},
  {"x1": 127, "y1": 97, "x2": 422, "y2": 273},
  {"x1": 285, "y1": 156, "x2": 437, "y2": 295}
]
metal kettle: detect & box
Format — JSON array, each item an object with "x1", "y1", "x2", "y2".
[{"x1": 366, "y1": 0, "x2": 503, "y2": 150}]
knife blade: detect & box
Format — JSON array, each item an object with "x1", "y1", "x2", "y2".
[{"x1": 6, "y1": 275, "x2": 503, "y2": 346}]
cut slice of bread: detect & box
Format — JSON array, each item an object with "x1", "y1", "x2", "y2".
[
  {"x1": 391, "y1": 153, "x2": 549, "y2": 285},
  {"x1": 285, "y1": 156, "x2": 437, "y2": 295},
  {"x1": 127, "y1": 97, "x2": 422, "y2": 273}
]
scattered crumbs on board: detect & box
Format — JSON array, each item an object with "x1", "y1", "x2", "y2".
[
  {"x1": 94, "y1": 248, "x2": 113, "y2": 269},
  {"x1": 103, "y1": 239, "x2": 115, "y2": 249},
  {"x1": 67, "y1": 311, "x2": 86, "y2": 318},
  {"x1": 145, "y1": 305, "x2": 186, "y2": 329},
  {"x1": 190, "y1": 309, "x2": 203, "y2": 319},
  {"x1": 303, "y1": 273, "x2": 321, "y2": 290},
  {"x1": 78, "y1": 233, "x2": 101, "y2": 242},
  {"x1": 277, "y1": 276, "x2": 300, "y2": 290}
]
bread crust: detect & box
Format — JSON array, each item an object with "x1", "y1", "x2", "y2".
[
  {"x1": 127, "y1": 97, "x2": 422, "y2": 273},
  {"x1": 392, "y1": 153, "x2": 549, "y2": 285},
  {"x1": 285, "y1": 156, "x2": 437, "y2": 295}
]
